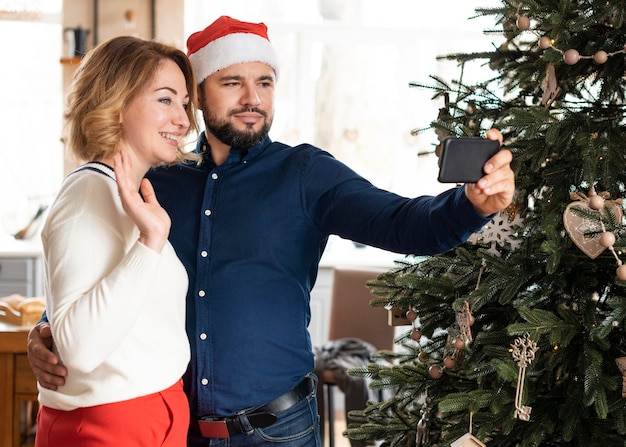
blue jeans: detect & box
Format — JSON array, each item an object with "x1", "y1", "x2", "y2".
[{"x1": 187, "y1": 377, "x2": 321, "y2": 447}]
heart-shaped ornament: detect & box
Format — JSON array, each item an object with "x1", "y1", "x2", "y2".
[{"x1": 563, "y1": 195, "x2": 623, "y2": 259}]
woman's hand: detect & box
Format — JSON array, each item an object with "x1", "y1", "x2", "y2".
[{"x1": 114, "y1": 150, "x2": 171, "y2": 252}]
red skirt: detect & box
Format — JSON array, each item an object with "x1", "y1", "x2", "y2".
[{"x1": 35, "y1": 379, "x2": 188, "y2": 447}]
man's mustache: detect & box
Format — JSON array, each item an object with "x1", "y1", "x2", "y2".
[{"x1": 229, "y1": 107, "x2": 267, "y2": 117}]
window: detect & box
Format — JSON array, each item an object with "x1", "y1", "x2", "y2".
[{"x1": 0, "y1": 1, "x2": 63, "y2": 237}]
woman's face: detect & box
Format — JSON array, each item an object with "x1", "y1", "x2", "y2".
[{"x1": 119, "y1": 59, "x2": 190, "y2": 169}]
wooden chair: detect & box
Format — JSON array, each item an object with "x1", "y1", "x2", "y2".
[{"x1": 317, "y1": 267, "x2": 394, "y2": 447}]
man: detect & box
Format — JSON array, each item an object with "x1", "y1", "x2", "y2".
[{"x1": 29, "y1": 16, "x2": 515, "y2": 447}]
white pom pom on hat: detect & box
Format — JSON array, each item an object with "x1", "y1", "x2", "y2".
[{"x1": 187, "y1": 15, "x2": 280, "y2": 84}]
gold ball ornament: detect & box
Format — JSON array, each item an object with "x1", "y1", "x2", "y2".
[
  {"x1": 406, "y1": 309, "x2": 418, "y2": 322},
  {"x1": 617, "y1": 265, "x2": 626, "y2": 281},
  {"x1": 599, "y1": 232, "x2": 616, "y2": 248},
  {"x1": 410, "y1": 329, "x2": 422, "y2": 341},
  {"x1": 564, "y1": 49, "x2": 580, "y2": 65},
  {"x1": 428, "y1": 365, "x2": 444, "y2": 379},
  {"x1": 454, "y1": 338, "x2": 466, "y2": 350},
  {"x1": 594, "y1": 50, "x2": 608, "y2": 64},
  {"x1": 516, "y1": 16, "x2": 530, "y2": 31},
  {"x1": 443, "y1": 356, "x2": 456, "y2": 369},
  {"x1": 539, "y1": 36, "x2": 552, "y2": 49},
  {"x1": 589, "y1": 194, "x2": 605, "y2": 210}
]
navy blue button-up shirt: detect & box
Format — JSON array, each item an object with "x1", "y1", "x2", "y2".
[{"x1": 146, "y1": 133, "x2": 490, "y2": 417}]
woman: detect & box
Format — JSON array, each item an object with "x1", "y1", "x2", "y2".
[{"x1": 35, "y1": 35, "x2": 199, "y2": 446}]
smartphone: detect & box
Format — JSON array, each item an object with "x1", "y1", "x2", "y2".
[{"x1": 437, "y1": 137, "x2": 501, "y2": 183}]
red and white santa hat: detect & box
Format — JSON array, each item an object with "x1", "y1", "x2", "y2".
[{"x1": 187, "y1": 16, "x2": 280, "y2": 84}]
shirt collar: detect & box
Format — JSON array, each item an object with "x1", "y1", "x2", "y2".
[{"x1": 194, "y1": 131, "x2": 273, "y2": 166}]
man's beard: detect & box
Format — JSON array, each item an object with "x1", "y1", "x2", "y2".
[{"x1": 204, "y1": 107, "x2": 272, "y2": 149}]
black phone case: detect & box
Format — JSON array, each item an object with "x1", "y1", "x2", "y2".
[{"x1": 437, "y1": 137, "x2": 500, "y2": 183}]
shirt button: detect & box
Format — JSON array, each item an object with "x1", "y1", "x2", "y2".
[
  {"x1": 201, "y1": 378, "x2": 209, "y2": 385},
  {"x1": 199, "y1": 333, "x2": 207, "y2": 340},
  {"x1": 211, "y1": 173, "x2": 218, "y2": 180},
  {"x1": 201, "y1": 250, "x2": 208, "y2": 257},
  {"x1": 198, "y1": 290, "x2": 206, "y2": 297},
  {"x1": 204, "y1": 209, "x2": 212, "y2": 216}
]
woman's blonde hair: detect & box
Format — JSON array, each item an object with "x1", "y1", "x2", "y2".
[{"x1": 64, "y1": 35, "x2": 200, "y2": 164}]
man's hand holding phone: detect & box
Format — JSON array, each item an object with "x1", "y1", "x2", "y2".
[
  {"x1": 438, "y1": 129, "x2": 515, "y2": 217},
  {"x1": 438, "y1": 135, "x2": 501, "y2": 184}
]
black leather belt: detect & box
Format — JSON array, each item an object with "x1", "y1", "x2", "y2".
[{"x1": 191, "y1": 376, "x2": 314, "y2": 438}]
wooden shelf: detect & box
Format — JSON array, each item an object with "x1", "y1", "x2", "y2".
[{"x1": 60, "y1": 57, "x2": 83, "y2": 65}]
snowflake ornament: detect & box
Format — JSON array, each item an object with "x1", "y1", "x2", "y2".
[{"x1": 467, "y1": 204, "x2": 524, "y2": 255}]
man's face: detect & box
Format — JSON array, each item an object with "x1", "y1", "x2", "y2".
[{"x1": 198, "y1": 62, "x2": 275, "y2": 149}]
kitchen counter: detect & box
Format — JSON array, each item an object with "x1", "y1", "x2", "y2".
[{"x1": 0, "y1": 237, "x2": 42, "y2": 258}]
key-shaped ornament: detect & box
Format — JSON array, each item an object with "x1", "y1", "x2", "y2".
[{"x1": 511, "y1": 333, "x2": 538, "y2": 421}]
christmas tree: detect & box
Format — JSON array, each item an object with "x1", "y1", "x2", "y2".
[{"x1": 345, "y1": 1, "x2": 626, "y2": 446}]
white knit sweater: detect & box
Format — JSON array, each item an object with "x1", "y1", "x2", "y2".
[{"x1": 38, "y1": 164, "x2": 190, "y2": 410}]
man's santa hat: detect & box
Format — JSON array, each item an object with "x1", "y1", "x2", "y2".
[{"x1": 187, "y1": 16, "x2": 280, "y2": 85}]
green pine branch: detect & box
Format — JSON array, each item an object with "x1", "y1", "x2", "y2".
[{"x1": 345, "y1": 1, "x2": 626, "y2": 445}]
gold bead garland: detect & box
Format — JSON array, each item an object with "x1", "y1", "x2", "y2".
[
  {"x1": 587, "y1": 192, "x2": 626, "y2": 281},
  {"x1": 512, "y1": 6, "x2": 626, "y2": 66},
  {"x1": 406, "y1": 263, "x2": 484, "y2": 379},
  {"x1": 406, "y1": 307, "x2": 469, "y2": 379}
]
